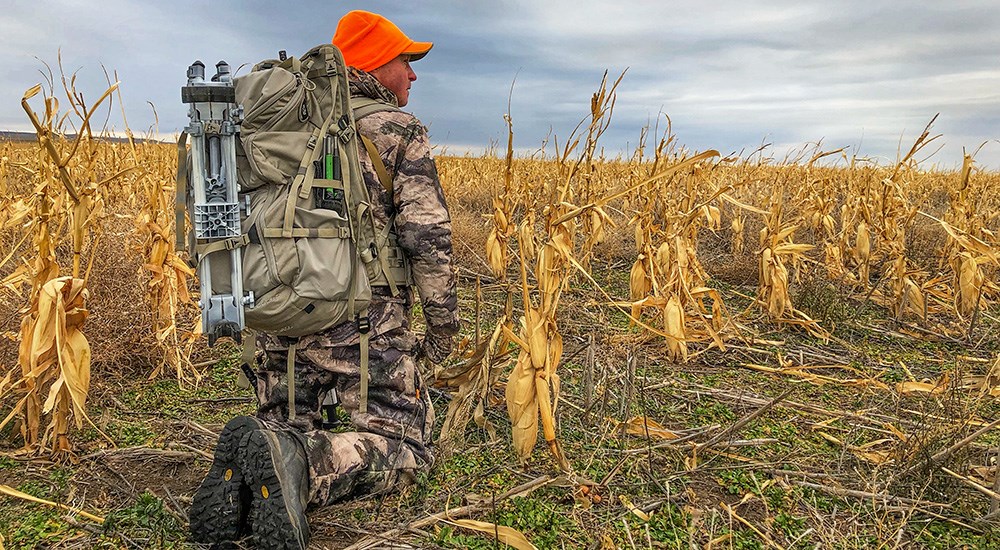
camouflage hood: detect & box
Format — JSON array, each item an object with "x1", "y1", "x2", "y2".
[{"x1": 348, "y1": 67, "x2": 399, "y2": 107}]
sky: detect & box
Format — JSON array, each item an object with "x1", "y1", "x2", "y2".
[{"x1": 3, "y1": 0, "x2": 1000, "y2": 170}]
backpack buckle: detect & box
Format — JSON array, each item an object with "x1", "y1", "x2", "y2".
[
  {"x1": 356, "y1": 314, "x2": 370, "y2": 334},
  {"x1": 335, "y1": 115, "x2": 354, "y2": 143},
  {"x1": 337, "y1": 127, "x2": 353, "y2": 143}
]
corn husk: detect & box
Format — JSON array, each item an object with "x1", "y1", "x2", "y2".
[
  {"x1": 505, "y1": 351, "x2": 538, "y2": 461},
  {"x1": 663, "y1": 294, "x2": 687, "y2": 362}
]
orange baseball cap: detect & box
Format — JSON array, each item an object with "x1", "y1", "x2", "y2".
[{"x1": 332, "y1": 10, "x2": 433, "y2": 72}]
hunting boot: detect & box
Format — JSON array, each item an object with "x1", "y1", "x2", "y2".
[
  {"x1": 189, "y1": 415, "x2": 265, "y2": 543},
  {"x1": 240, "y1": 428, "x2": 310, "y2": 550}
]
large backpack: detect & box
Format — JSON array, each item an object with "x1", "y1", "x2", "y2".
[
  {"x1": 182, "y1": 44, "x2": 410, "y2": 337},
  {"x1": 229, "y1": 43, "x2": 410, "y2": 338},
  {"x1": 178, "y1": 44, "x2": 411, "y2": 411}
]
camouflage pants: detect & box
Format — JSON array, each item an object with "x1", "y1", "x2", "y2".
[{"x1": 255, "y1": 327, "x2": 433, "y2": 507}]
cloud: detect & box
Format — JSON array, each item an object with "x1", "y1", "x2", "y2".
[{"x1": 3, "y1": 0, "x2": 999, "y2": 168}]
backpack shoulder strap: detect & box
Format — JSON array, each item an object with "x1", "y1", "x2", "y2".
[
  {"x1": 360, "y1": 134, "x2": 392, "y2": 197},
  {"x1": 350, "y1": 97, "x2": 399, "y2": 197},
  {"x1": 351, "y1": 96, "x2": 399, "y2": 121}
]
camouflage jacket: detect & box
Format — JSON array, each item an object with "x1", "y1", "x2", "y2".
[{"x1": 262, "y1": 69, "x2": 459, "y2": 353}]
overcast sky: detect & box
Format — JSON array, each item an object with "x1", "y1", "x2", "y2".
[{"x1": 4, "y1": 0, "x2": 1000, "y2": 169}]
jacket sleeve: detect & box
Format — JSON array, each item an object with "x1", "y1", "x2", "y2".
[{"x1": 390, "y1": 119, "x2": 460, "y2": 339}]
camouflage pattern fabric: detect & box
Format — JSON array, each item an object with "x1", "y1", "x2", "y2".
[
  {"x1": 253, "y1": 68, "x2": 458, "y2": 507},
  {"x1": 348, "y1": 67, "x2": 460, "y2": 350},
  {"x1": 256, "y1": 324, "x2": 432, "y2": 506}
]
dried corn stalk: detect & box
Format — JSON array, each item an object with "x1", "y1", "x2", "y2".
[
  {"x1": 135, "y1": 141, "x2": 199, "y2": 380},
  {"x1": 3, "y1": 277, "x2": 95, "y2": 455},
  {"x1": 435, "y1": 319, "x2": 511, "y2": 444},
  {"x1": 730, "y1": 214, "x2": 745, "y2": 255},
  {"x1": 0, "y1": 78, "x2": 119, "y2": 457},
  {"x1": 628, "y1": 153, "x2": 730, "y2": 360},
  {"x1": 756, "y1": 190, "x2": 813, "y2": 321},
  {"x1": 505, "y1": 209, "x2": 572, "y2": 470}
]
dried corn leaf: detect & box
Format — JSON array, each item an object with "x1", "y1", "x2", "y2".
[
  {"x1": 971, "y1": 466, "x2": 996, "y2": 484},
  {"x1": 446, "y1": 518, "x2": 538, "y2": 550},
  {"x1": 622, "y1": 416, "x2": 679, "y2": 440},
  {"x1": 854, "y1": 449, "x2": 894, "y2": 465},
  {"x1": 960, "y1": 375, "x2": 1000, "y2": 397},
  {"x1": 25, "y1": 277, "x2": 93, "y2": 429},
  {"x1": 773, "y1": 243, "x2": 813, "y2": 256},
  {"x1": 927, "y1": 212, "x2": 998, "y2": 260},
  {"x1": 0, "y1": 483, "x2": 104, "y2": 524},
  {"x1": 897, "y1": 374, "x2": 949, "y2": 396},
  {"x1": 817, "y1": 431, "x2": 897, "y2": 465},
  {"x1": 619, "y1": 495, "x2": 651, "y2": 521}
]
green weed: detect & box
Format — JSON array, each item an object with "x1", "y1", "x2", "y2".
[{"x1": 100, "y1": 491, "x2": 184, "y2": 548}]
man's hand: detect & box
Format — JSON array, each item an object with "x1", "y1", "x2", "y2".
[{"x1": 418, "y1": 331, "x2": 453, "y2": 365}]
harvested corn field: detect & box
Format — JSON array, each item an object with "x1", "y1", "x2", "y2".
[
  {"x1": 2, "y1": 79, "x2": 999, "y2": 549},
  {"x1": 1, "y1": 45, "x2": 1000, "y2": 550}
]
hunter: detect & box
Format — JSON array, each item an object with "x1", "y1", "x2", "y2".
[{"x1": 190, "y1": 10, "x2": 459, "y2": 549}]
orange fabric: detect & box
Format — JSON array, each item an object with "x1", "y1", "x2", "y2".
[{"x1": 332, "y1": 10, "x2": 433, "y2": 72}]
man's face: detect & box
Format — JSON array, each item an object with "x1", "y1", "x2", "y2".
[{"x1": 370, "y1": 55, "x2": 417, "y2": 107}]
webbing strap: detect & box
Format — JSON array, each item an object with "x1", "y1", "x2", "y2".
[
  {"x1": 278, "y1": 56, "x2": 302, "y2": 74},
  {"x1": 305, "y1": 67, "x2": 337, "y2": 80},
  {"x1": 360, "y1": 135, "x2": 393, "y2": 197},
  {"x1": 358, "y1": 312, "x2": 370, "y2": 414},
  {"x1": 241, "y1": 334, "x2": 257, "y2": 368},
  {"x1": 284, "y1": 108, "x2": 339, "y2": 237},
  {"x1": 194, "y1": 234, "x2": 250, "y2": 257},
  {"x1": 260, "y1": 227, "x2": 349, "y2": 239},
  {"x1": 359, "y1": 335, "x2": 369, "y2": 414},
  {"x1": 175, "y1": 132, "x2": 188, "y2": 252},
  {"x1": 351, "y1": 97, "x2": 398, "y2": 121},
  {"x1": 348, "y1": 201, "x2": 372, "y2": 320},
  {"x1": 377, "y1": 253, "x2": 400, "y2": 296},
  {"x1": 237, "y1": 333, "x2": 256, "y2": 390},
  {"x1": 287, "y1": 341, "x2": 297, "y2": 422},
  {"x1": 306, "y1": 179, "x2": 345, "y2": 190},
  {"x1": 359, "y1": 133, "x2": 405, "y2": 295},
  {"x1": 374, "y1": 221, "x2": 400, "y2": 297}
]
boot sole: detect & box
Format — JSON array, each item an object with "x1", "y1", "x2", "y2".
[
  {"x1": 189, "y1": 416, "x2": 262, "y2": 542},
  {"x1": 241, "y1": 430, "x2": 309, "y2": 550}
]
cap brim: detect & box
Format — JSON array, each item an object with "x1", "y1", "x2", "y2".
[{"x1": 403, "y1": 41, "x2": 433, "y2": 62}]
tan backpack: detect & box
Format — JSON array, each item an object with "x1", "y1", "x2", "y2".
[
  {"x1": 178, "y1": 44, "x2": 410, "y2": 413},
  {"x1": 231, "y1": 43, "x2": 410, "y2": 338}
]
